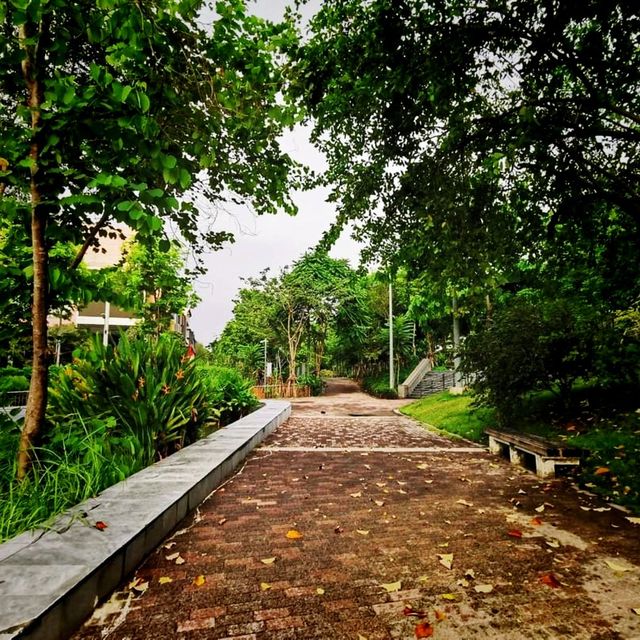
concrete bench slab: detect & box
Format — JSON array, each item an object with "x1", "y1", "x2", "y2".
[
  {"x1": 486, "y1": 427, "x2": 582, "y2": 478},
  {"x1": 0, "y1": 400, "x2": 290, "y2": 640}
]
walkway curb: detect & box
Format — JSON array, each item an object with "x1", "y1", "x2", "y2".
[{"x1": 0, "y1": 400, "x2": 291, "y2": 640}]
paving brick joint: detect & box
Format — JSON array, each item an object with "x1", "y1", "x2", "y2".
[{"x1": 61, "y1": 380, "x2": 640, "y2": 639}]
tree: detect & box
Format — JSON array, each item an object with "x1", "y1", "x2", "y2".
[
  {"x1": 108, "y1": 237, "x2": 199, "y2": 336},
  {"x1": 1, "y1": 0, "x2": 299, "y2": 478},
  {"x1": 295, "y1": 0, "x2": 639, "y2": 291}
]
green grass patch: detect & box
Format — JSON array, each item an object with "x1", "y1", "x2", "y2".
[{"x1": 400, "y1": 392, "x2": 496, "y2": 442}]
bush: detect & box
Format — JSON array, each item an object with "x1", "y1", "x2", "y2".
[
  {"x1": 0, "y1": 366, "x2": 31, "y2": 394},
  {"x1": 48, "y1": 333, "x2": 209, "y2": 461},
  {"x1": 197, "y1": 365, "x2": 259, "y2": 426},
  {"x1": 297, "y1": 373, "x2": 324, "y2": 396},
  {"x1": 361, "y1": 373, "x2": 398, "y2": 399}
]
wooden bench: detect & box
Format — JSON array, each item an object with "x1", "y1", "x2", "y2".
[{"x1": 485, "y1": 428, "x2": 582, "y2": 478}]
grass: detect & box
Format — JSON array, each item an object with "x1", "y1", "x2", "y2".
[
  {"x1": 400, "y1": 392, "x2": 495, "y2": 441},
  {"x1": 402, "y1": 390, "x2": 640, "y2": 513}
]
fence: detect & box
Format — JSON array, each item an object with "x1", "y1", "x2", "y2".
[
  {"x1": 1, "y1": 390, "x2": 28, "y2": 407},
  {"x1": 252, "y1": 383, "x2": 311, "y2": 400}
]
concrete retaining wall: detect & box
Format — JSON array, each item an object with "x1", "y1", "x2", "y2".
[{"x1": 0, "y1": 400, "x2": 291, "y2": 640}]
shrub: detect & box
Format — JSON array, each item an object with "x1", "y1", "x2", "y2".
[
  {"x1": 48, "y1": 333, "x2": 209, "y2": 461},
  {"x1": 196, "y1": 365, "x2": 259, "y2": 426},
  {"x1": 0, "y1": 366, "x2": 31, "y2": 394},
  {"x1": 297, "y1": 373, "x2": 324, "y2": 396}
]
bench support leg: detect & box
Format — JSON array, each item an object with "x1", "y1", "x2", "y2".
[
  {"x1": 509, "y1": 446, "x2": 524, "y2": 466},
  {"x1": 488, "y1": 436, "x2": 502, "y2": 455},
  {"x1": 536, "y1": 456, "x2": 557, "y2": 478}
]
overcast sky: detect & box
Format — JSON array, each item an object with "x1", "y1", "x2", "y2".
[{"x1": 190, "y1": 0, "x2": 362, "y2": 345}]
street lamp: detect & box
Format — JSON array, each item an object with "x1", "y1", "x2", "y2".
[{"x1": 262, "y1": 338, "x2": 268, "y2": 384}]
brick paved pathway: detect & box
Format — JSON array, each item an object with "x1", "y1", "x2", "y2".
[{"x1": 75, "y1": 380, "x2": 640, "y2": 640}]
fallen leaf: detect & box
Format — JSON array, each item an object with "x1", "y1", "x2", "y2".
[
  {"x1": 380, "y1": 580, "x2": 401, "y2": 592},
  {"x1": 632, "y1": 608, "x2": 640, "y2": 616},
  {"x1": 456, "y1": 578, "x2": 469, "y2": 588},
  {"x1": 593, "y1": 507, "x2": 611, "y2": 512},
  {"x1": 363, "y1": 464, "x2": 371, "y2": 469},
  {"x1": 605, "y1": 559, "x2": 633, "y2": 573},
  {"x1": 539, "y1": 572, "x2": 561, "y2": 588},
  {"x1": 438, "y1": 553, "x2": 454, "y2": 569},
  {"x1": 464, "y1": 568, "x2": 476, "y2": 579},
  {"x1": 193, "y1": 575, "x2": 206, "y2": 587},
  {"x1": 437, "y1": 542, "x2": 449, "y2": 548},
  {"x1": 535, "y1": 505, "x2": 545, "y2": 513},
  {"x1": 474, "y1": 584, "x2": 494, "y2": 593},
  {"x1": 424, "y1": 480, "x2": 434, "y2": 484},
  {"x1": 403, "y1": 606, "x2": 427, "y2": 617},
  {"x1": 260, "y1": 557, "x2": 276, "y2": 565},
  {"x1": 456, "y1": 499, "x2": 474, "y2": 507},
  {"x1": 627, "y1": 517, "x2": 640, "y2": 525},
  {"x1": 594, "y1": 467, "x2": 610, "y2": 476},
  {"x1": 580, "y1": 506, "x2": 591, "y2": 511},
  {"x1": 417, "y1": 575, "x2": 429, "y2": 583},
  {"x1": 546, "y1": 539, "x2": 560, "y2": 548},
  {"x1": 334, "y1": 526, "x2": 344, "y2": 534},
  {"x1": 175, "y1": 556, "x2": 186, "y2": 565},
  {"x1": 518, "y1": 489, "x2": 527, "y2": 495},
  {"x1": 507, "y1": 529, "x2": 523, "y2": 539},
  {"x1": 350, "y1": 492, "x2": 362, "y2": 498},
  {"x1": 440, "y1": 593, "x2": 458, "y2": 600},
  {"x1": 316, "y1": 587, "x2": 325, "y2": 595},
  {"x1": 218, "y1": 518, "x2": 227, "y2": 525},
  {"x1": 356, "y1": 529, "x2": 370, "y2": 536},
  {"x1": 358, "y1": 635, "x2": 368, "y2": 640},
  {"x1": 163, "y1": 542, "x2": 176, "y2": 549},
  {"x1": 130, "y1": 578, "x2": 149, "y2": 593},
  {"x1": 286, "y1": 529, "x2": 303, "y2": 539},
  {"x1": 165, "y1": 552, "x2": 180, "y2": 561},
  {"x1": 530, "y1": 517, "x2": 543, "y2": 526},
  {"x1": 417, "y1": 463, "x2": 428, "y2": 470},
  {"x1": 374, "y1": 500, "x2": 385, "y2": 507},
  {"x1": 94, "y1": 521, "x2": 108, "y2": 531},
  {"x1": 158, "y1": 576, "x2": 173, "y2": 584},
  {"x1": 435, "y1": 609, "x2": 447, "y2": 621},
  {"x1": 414, "y1": 621, "x2": 434, "y2": 638},
  {"x1": 260, "y1": 582, "x2": 272, "y2": 591},
  {"x1": 376, "y1": 482, "x2": 387, "y2": 487}
]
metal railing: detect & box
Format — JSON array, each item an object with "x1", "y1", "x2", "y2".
[{"x1": 1, "y1": 390, "x2": 28, "y2": 407}]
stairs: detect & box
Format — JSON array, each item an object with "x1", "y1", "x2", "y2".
[{"x1": 409, "y1": 370, "x2": 455, "y2": 398}]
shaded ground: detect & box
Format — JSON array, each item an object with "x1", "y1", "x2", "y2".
[{"x1": 74, "y1": 379, "x2": 640, "y2": 640}]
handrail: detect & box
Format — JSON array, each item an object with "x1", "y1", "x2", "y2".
[{"x1": 397, "y1": 358, "x2": 432, "y2": 398}]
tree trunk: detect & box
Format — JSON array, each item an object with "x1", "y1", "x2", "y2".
[{"x1": 17, "y1": 20, "x2": 48, "y2": 481}]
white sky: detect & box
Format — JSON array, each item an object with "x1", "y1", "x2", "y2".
[{"x1": 190, "y1": 0, "x2": 362, "y2": 345}]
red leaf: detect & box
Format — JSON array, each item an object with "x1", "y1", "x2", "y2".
[
  {"x1": 507, "y1": 529, "x2": 522, "y2": 538},
  {"x1": 530, "y1": 517, "x2": 542, "y2": 526},
  {"x1": 415, "y1": 622, "x2": 434, "y2": 638},
  {"x1": 403, "y1": 606, "x2": 427, "y2": 618},
  {"x1": 94, "y1": 521, "x2": 108, "y2": 531},
  {"x1": 539, "y1": 572, "x2": 561, "y2": 588}
]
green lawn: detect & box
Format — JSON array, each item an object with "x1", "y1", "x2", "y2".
[
  {"x1": 400, "y1": 392, "x2": 495, "y2": 442},
  {"x1": 402, "y1": 390, "x2": 640, "y2": 513}
]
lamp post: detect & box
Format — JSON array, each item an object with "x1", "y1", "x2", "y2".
[
  {"x1": 389, "y1": 279, "x2": 395, "y2": 389},
  {"x1": 262, "y1": 338, "x2": 268, "y2": 384}
]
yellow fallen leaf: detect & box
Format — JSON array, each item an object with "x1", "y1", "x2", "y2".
[
  {"x1": 175, "y1": 556, "x2": 185, "y2": 565},
  {"x1": 457, "y1": 578, "x2": 469, "y2": 588},
  {"x1": 350, "y1": 492, "x2": 362, "y2": 498},
  {"x1": 158, "y1": 576, "x2": 173, "y2": 584},
  {"x1": 358, "y1": 635, "x2": 368, "y2": 640},
  {"x1": 132, "y1": 580, "x2": 149, "y2": 593},
  {"x1": 605, "y1": 559, "x2": 633, "y2": 573},
  {"x1": 260, "y1": 582, "x2": 272, "y2": 591},
  {"x1": 316, "y1": 587, "x2": 325, "y2": 595},
  {"x1": 440, "y1": 593, "x2": 458, "y2": 600},
  {"x1": 535, "y1": 505, "x2": 545, "y2": 513},
  {"x1": 416, "y1": 463, "x2": 428, "y2": 470},
  {"x1": 380, "y1": 580, "x2": 401, "y2": 592},
  {"x1": 260, "y1": 557, "x2": 276, "y2": 565},
  {"x1": 626, "y1": 517, "x2": 640, "y2": 525},
  {"x1": 286, "y1": 529, "x2": 303, "y2": 539},
  {"x1": 632, "y1": 608, "x2": 640, "y2": 615},
  {"x1": 438, "y1": 553, "x2": 454, "y2": 570},
  {"x1": 374, "y1": 500, "x2": 385, "y2": 507},
  {"x1": 356, "y1": 529, "x2": 370, "y2": 536},
  {"x1": 464, "y1": 568, "x2": 476, "y2": 579},
  {"x1": 376, "y1": 482, "x2": 387, "y2": 487},
  {"x1": 456, "y1": 499, "x2": 474, "y2": 507},
  {"x1": 474, "y1": 584, "x2": 494, "y2": 593},
  {"x1": 435, "y1": 609, "x2": 447, "y2": 621},
  {"x1": 417, "y1": 575, "x2": 429, "y2": 583},
  {"x1": 193, "y1": 575, "x2": 206, "y2": 587},
  {"x1": 165, "y1": 552, "x2": 180, "y2": 561},
  {"x1": 546, "y1": 539, "x2": 560, "y2": 548}
]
